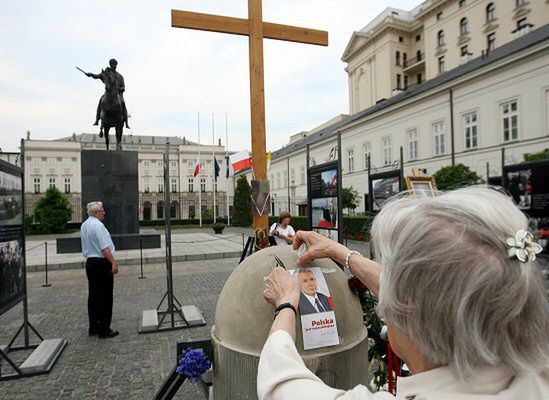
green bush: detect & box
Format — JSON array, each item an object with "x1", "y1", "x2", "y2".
[
  {"x1": 433, "y1": 163, "x2": 481, "y2": 190},
  {"x1": 232, "y1": 176, "x2": 252, "y2": 227},
  {"x1": 33, "y1": 187, "x2": 73, "y2": 234}
]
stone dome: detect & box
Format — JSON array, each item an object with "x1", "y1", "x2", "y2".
[{"x1": 213, "y1": 245, "x2": 367, "y2": 355}]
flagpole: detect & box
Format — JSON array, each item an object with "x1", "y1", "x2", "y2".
[
  {"x1": 198, "y1": 112, "x2": 202, "y2": 228},
  {"x1": 212, "y1": 113, "x2": 217, "y2": 223},
  {"x1": 225, "y1": 113, "x2": 230, "y2": 226}
]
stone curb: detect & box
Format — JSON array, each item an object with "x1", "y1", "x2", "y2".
[{"x1": 26, "y1": 251, "x2": 242, "y2": 272}]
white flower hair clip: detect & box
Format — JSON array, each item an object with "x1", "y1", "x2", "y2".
[{"x1": 506, "y1": 229, "x2": 543, "y2": 263}]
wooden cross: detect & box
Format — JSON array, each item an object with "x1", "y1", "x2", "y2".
[{"x1": 171, "y1": 1, "x2": 328, "y2": 231}]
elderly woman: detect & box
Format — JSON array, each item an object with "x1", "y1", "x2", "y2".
[{"x1": 258, "y1": 187, "x2": 549, "y2": 399}]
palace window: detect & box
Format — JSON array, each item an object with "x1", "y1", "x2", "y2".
[
  {"x1": 64, "y1": 178, "x2": 71, "y2": 194},
  {"x1": 487, "y1": 33, "x2": 496, "y2": 51},
  {"x1": 404, "y1": 75, "x2": 408, "y2": 89},
  {"x1": 464, "y1": 111, "x2": 479, "y2": 149},
  {"x1": 34, "y1": 178, "x2": 40, "y2": 194},
  {"x1": 347, "y1": 148, "x2": 355, "y2": 172},
  {"x1": 171, "y1": 178, "x2": 177, "y2": 193},
  {"x1": 461, "y1": 45, "x2": 469, "y2": 57},
  {"x1": 188, "y1": 178, "x2": 194, "y2": 192},
  {"x1": 188, "y1": 205, "x2": 195, "y2": 219},
  {"x1": 396, "y1": 51, "x2": 400, "y2": 66},
  {"x1": 408, "y1": 129, "x2": 419, "y2": 160},
  {"x1": 363, "y1": 142, "x2": 371, "y2": 170},
  {"x1": 283, "y1": 171, "x2": 288, "y2": 188},
  {"x1": 486, "y1": 3, "x2": 496, "y2": 23},
  {"x1": 290, "y1": 168, "x2": 295, "y2": 185},
  {"x1": 436, "y1": 11, "x2": 443, "y2": 21},
  {"x1": 158, "y1": 182, "x2": 164, "y2": 193},
  {"x1": 200, "y1": 178, "x2": 206, "y2": 192},
  {"x1": 437, "y1": 30, "x2": 445, "y2": 46},
  {"x1": 459, "y1": 0, "x2": 467, "y2": 7},
  {"x1": 516, "y1": 0, "x2": 527, "y2": 7},
  {"x1": 417, "y1": 73, "x2": 423, "y2": 84},
  {"x1": 502, "y1": 100, "x2": 519, "y2": 142},
  {"x1": 460, "y1": 18, "x2": 469, "y2": 36},
  {"x1": 402, "y1": 53, "x2": 407, "y2": 66},
  {"x1": 383, "y1": 137, "x2": 392, "y2": 165},
  {"x1": 396, "y1": 74, "x2": 402, "y2": 90},
  {"x1": 143, "y1": 178, "x2": 150, "y2": 193},
  {"x1": 517, "y1": 18, "x2": 528, "y2": 31},
  {"x1": 300, "y1": 166, "x2": 305, "y2": 185},
  {"x1": 438, "y1": 56, "x2": 445, "y2": 74},
  {"x1": 433, "y1": 121, "x2": 446, "y2": 156},
  {"x1": 49, "y1": 178, "x2": 56, "y2": 189}
]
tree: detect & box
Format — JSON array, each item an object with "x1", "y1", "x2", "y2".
[
  {"x1": 342, "y1": 186, "x2": 360, "y2": 214},
  {"x1": 201, "y1": 208, "x2": 213, "y2": 220},
  {"x1": 433, "y1": 163, "x2": 481, "y2": 190},
  {"x1": 232, "y1": 175, "x2": 252, "y2": 227},
  {"x1": 523, "y1": 149, "x2": 549, "y2": 162},
  {"x1": 33, "y1": 187, "x2": 73, "y2": 233}
]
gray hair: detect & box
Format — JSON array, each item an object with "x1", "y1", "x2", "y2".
[
  {"x1": 372, "y1": 186, "x2": 549, "y2": 380},
  {"x1": 87, "y1": 201, "x2": 103, "y2": 216}
]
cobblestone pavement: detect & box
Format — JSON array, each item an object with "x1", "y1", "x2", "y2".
[{"x1": 0, "y1": 258, "x2": 239, "y2": 400}]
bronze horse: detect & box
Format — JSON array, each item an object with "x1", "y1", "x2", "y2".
[{"x1": 98, "y1": 70, "x2": 124, "y2": 151}]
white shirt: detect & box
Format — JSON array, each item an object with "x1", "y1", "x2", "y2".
[
  {"x1": 81, "y1": 216, "x2": 115, "y2": 258},
  {"x1": 303, "y1": 293, "x2": 324, "y2": 312},
  {"x1": 270, "y1": 223, "x2": 295, "y2": 246},
  {"x1": 257, "y1": 330, "x2": 549, "y2": 400}
]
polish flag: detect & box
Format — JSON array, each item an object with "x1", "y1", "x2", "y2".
[
  {"x1": 330, "y1": 172, "x2": 337, "y2": 187},
  {"x1": 194, "y1": 160, "x2": 201, "y2": 177},
  {"x1": 230, "y1": 151, "x2": 252, "y2": 173}
]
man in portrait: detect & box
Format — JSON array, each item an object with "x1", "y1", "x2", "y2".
[{"x1": 298, "y1": 269, "x2": 333, "y2": 315}]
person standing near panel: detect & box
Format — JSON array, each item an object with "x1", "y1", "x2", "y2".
[
  {"x1": 269, "y1": 212, "x2": 295, "y2": 246},
  {"x1": 81, "y1": 202, "x2": 119, "y2": 338}
]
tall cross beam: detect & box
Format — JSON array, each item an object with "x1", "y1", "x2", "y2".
[{"x1": 171, "y1": 1, "x2": 328, "y2": 233}]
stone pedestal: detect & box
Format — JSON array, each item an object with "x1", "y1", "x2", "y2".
[
  {"x1": 211, "y1": 246, "x2": 368, "y2": 399},
  {"x1": 81, "y1": 150, "x2": 139, "y2": 235}
]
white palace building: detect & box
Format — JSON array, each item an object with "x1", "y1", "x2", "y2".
[
  {"x1": 22, "y1": 134, "x2": 233, "y2": 223},
  {"x1": 244, "y1": 0, "x2": 549, "y2": 215}
]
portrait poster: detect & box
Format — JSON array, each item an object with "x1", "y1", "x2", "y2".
[{"x1": 292, "y1": 267, "x2": 339, "y2": 350}]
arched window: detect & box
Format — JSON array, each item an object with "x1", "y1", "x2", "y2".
[
  {"x1": 157, "y1": 201, "x2": 164, "y2": 219},
  {"x1": 143, "y1": 201, "x2": 152, "y2": 221},
  {"x1": 438, "y1": 30, "x2": 445, "y2": 46},
  {"x1": 486, "y1": 3, "x2": 495, "y2": 23},
  {"x1": 396, "y1": 51, "x2": 400, "y2": 65},
  {"x1": 460, "y1": 18, "x2": 468, "y2": 36},
  {"x1": 416, "y1": 50, "x2": 422, "y2": 61},
  {"x1": 170, "y1": 201, "x2": 179, "y2": 219},
  {"x1": 402, "y1": 53, "x2": 407, "y2": 66}
]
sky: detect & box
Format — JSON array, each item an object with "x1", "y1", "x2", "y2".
[{"x1": 0, "y1": 0, "x2": 421, "y2": 153}]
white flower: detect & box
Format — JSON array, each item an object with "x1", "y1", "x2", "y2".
[{"x1": 506, "y1": 229, "x2": 543, "y2": 263}]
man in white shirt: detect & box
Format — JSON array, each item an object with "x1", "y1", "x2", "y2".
[
  {"x1": 81, "y1": 201, "x2": 120, "y2": 339},
  {"x1": 298, "y1": 270, "x2": 332, "y2": 315},
  {"x1": 269, "y1": 211, "x2": 295, "y2": 246}
]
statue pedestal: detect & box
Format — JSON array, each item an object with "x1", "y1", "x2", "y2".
[
  {"x1": 81, "y1": 150, "x2": 139, "y2": 234},
  {"x1": 56, "y1": 150, "x2": 161, "y2": 253}
]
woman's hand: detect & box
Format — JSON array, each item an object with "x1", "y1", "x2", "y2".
[
  {"x1": 292, "y1": 230, "x2": 348, "y2": 266},
  {"x1": 263, "y1": 267, "x2": 301, "y2": 309}
]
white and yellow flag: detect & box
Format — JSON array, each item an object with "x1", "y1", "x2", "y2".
[{"x1": 267, "y1": 151, "x2": 272, "y2": 170}]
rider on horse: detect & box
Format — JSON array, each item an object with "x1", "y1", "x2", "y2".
[{"x1": 86, "y1": 59, "x2": 130, "y2": 129}]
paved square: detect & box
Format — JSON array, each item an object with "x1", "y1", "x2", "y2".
[{"x1": 0, "y1": 258, "x2": 239, "y2": 399}]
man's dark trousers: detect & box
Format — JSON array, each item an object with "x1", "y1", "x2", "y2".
[{"x1": 86, "y1": 258, "x2": 113, "y2": 335}]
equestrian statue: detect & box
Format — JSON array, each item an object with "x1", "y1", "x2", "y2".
[{"x1": 77, "y1": 59, "x2": 130, "y2": 150}]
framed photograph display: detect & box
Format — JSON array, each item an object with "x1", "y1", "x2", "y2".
[
  {"x1": 0, "y1": 159, "x2": 26, "y2": 316},
  {"x1": 368, "y1": 170, "x2": 401, "y2": 212},
  {"x1": 504, "y1": 160, "x2": 549, "y2": 253},
  {"x1": 405, "y1": 175, "x2": 437, "y2": 197},
  {"x1": 307, "y1": 160, "x2": 343, "y2": 244}
]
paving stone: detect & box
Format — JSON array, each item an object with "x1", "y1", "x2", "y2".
[{"x1": 0, "y1": 257, "x2": 238, "y2": 400}]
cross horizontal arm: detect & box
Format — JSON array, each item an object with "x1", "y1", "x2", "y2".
[{"x1": 171, "y1": 10, "x2": 328, "y2": 46}]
